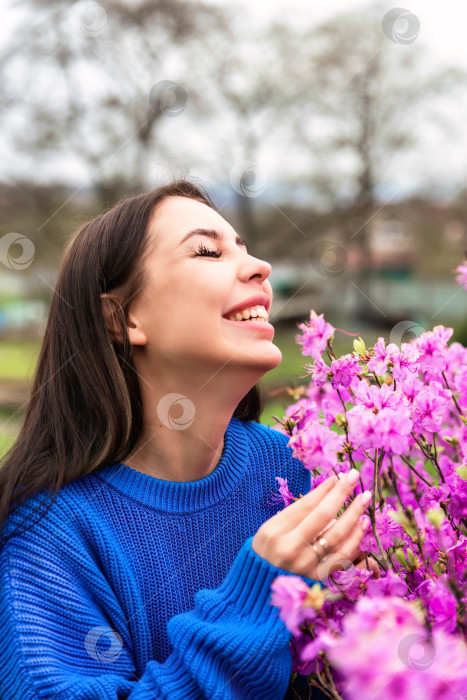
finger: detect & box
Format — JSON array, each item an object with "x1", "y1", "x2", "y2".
[
  {"x1": 311, "y1": 517, "x2": 369, "y2": 579},
  {"x1": 315, "y1": 516, "x2": 337, "y2": 538},
  {"x1": 369, "y1": 558, "x2": 381, "y2": 579},
  {"x1": 355, "y1": 556, "x2": 381, "y2": 579},
  {"x1": 304, "y1": 490, "x2": 371, "y2": 552},
  {"x1": 295, "y1": 471, "x2": 369, "y2": 545},
  {"x1": 273, "y1": 473, "x2": 338, "y2": 531}
]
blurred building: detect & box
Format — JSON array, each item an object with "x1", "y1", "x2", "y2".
[{"x1": 368, "y1": 217, "x2": 416, "y2": 276}]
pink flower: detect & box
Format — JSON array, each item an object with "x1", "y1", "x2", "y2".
[
  {"x1": 310, "y1": 356, "x2": 330, "y2": 387},
  {"x1": 347, "y1": 405, "x2": 382, "y2": 450},
  {"x1": 378, "y1": 406, "x2": 413, "y2": 455},
  {"x1": 279, "y1": 398, "x2": 320, "y2": 435},
  {"x1": 275, "y1": 477, "x2": 294, "y2": 507},
  {"x1": 360, "y1": 504, "x2": 406, "y2": 552},
  {"x1": 347, "y1": 404, "x2": 412, "y2": 455},
  {"x1": 330, "y1": 353, "x2": 360, "y2": 389},
  {"x1": 455, "y1": 261, "x2": 467, "y2": 289},
  {"x1": 415, "y1": 326, "x2": 453, "y2": 376},
  {"x1": 399, "y1": 375, "x2": 425, "y2": 404},
  {"x1": 270, "y1": 575, "x2": 317, "y2": 635},
  {"x1": 367, "y1": 337, "x2": 398, "y2": 375},
  {"x1": 353, "y1": 379, "x2": 406, "y2": 411},
  {"x1": 366, "y1": 569, "x2": 409, "y2": 598},
  {"x1": 327, "y1": 597, "x2": 467, "y2": 700},
  {"x1": 442, "y1": 472, "x2": 467, "y2": 522},
  {"x1": 446, "y1": 536, "x2": 467, "y2": 583},
  {"x1": 328, "y1": 565, "x2": 374, "y2": 598},
  {"x1": 288, "y1": 421, "x2": 342, "y2": 472},
  {"x1": 412, "y1": 382, "x2": 451, "y2": 433},
  {"x1": 296, "y1": 310, "x2": 334, "y2": 360},
  {"x1": 454, "y1": 366, "x2": 467, "y2": 408},
  {"x1": 391, "y1": 343, "x2": 420, "y2": 382},
  {"x1": 416, "y1": 577, "x2": 458, "y2": 633}
]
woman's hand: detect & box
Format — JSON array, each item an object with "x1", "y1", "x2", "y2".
[{"x1": 252, "y1": 470, "x2": 372, "y2": 581}]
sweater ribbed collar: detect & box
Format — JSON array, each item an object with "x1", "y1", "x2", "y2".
[{"x1": 94, "y1": 416, "x2": 249, "y2": 513}]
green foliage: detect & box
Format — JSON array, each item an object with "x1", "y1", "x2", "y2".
[{"x1": 0, "y1": 340, "x2": 40, "y2": 380}]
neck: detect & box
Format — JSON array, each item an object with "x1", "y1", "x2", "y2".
[{"x1": 123, "y1": 363, "x2": 260, "y2": 482}]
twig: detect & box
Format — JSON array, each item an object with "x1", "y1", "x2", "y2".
[
  {"x1": 411, "y1": 432, "x2": 445, "y2": 483},
  {"x1": 369, "y1": 450, "x2": 392, "y2": 571},
  {"x1": 442, "y1": 370, "x2": 463, "y2": 415},
  {"x1": 399, "y1": 454, "x2": 432, "y2": 487}
]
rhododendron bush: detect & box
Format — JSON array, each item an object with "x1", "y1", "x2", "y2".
[{"x1": 269, "y1": 264, "x2": 467, "y2": 700}]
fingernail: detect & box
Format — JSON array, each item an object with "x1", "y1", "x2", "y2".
[
  {"x1": 360, "y1": 491, "x2": 372, "y2": 506},
  {"x1": 360, "y1": 515, "x2": 370, "y2": 531},
  {"x1": 347, "y1": 469, "x2": 360, "y2": 486}
]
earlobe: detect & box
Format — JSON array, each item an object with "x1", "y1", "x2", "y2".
[
  {"x1": 127, "y1": 314, "x2": 148, "y2": 346},
  {"x1": 100, "y1": 293, "x2": 147, "y2": 346}
]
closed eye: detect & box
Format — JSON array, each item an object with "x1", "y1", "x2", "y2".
[{"x1": 193, "y1": 243, "x2": 222, "y2": 258}]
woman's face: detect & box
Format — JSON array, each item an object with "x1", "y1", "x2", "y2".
[{"x1": 129, "y1": 195, "x2": 282, "y2": 376}]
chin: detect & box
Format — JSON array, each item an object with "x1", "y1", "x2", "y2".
[{"x1": 247, "y1": 344, "x2": 282, "y2": 371}]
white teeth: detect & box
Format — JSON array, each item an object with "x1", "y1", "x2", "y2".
[{"x1": 226, "y1": 305, "x2": 268, "y2": 322}]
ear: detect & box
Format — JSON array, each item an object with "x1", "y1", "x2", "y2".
[{"x1": 100, "y1": 293, "x2": 147, "y2": 346}]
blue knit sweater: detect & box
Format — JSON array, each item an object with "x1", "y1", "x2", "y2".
[{"x1": 0, "y1": 416, "x2": 321, "y2": 699}]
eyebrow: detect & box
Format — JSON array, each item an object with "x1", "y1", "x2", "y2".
[{"x1": 179, "y1": 228, "x2": 249, "y2": 252}]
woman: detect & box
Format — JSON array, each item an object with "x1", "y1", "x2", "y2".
[{"x1": 0, "y1": 180, "x2": 373, "y2": 699}]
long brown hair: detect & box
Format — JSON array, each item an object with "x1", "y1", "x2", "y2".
[{"x1": 0, "y1": 180, "x2": 263, "y2": 544}]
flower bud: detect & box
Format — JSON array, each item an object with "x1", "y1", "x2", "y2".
[
  {"x1": 426, "y1": 507, "x2": 446, "y2": 529},
  {"x1": 353, "y1": 337, "x2": 366, "y2": 356},
  {"x1": 394, "y1": 548, "x2": 408, "y2": 568}
]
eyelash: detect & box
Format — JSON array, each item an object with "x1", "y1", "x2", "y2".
[{"x1": 193, "y1": 243, "x2": 222, "y2": 258}]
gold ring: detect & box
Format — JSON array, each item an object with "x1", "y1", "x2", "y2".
[{"x1": 311, "y1": 536, "x2": 330, "y2": 561}]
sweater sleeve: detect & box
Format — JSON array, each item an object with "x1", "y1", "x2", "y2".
[{"x1": 0, "y1": 531, "x2": 322, "y2": 700}]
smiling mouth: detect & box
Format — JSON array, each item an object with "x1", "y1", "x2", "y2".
[
  {"x1": 222, "y1": 316, "x2": 274, "y2": 331},
  {"x1": 222, "y1": 304, "x2": 270, "y2": 323}
]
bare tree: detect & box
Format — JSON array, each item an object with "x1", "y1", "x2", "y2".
[
  {"x1": 283, "y1": 4, "x2": 466, "y2": 315},
  {"x1": 189, "y1": 21, "x2": 306, "y2": 249},
  {"x1": 0, "y1": 0, "x2": 229, "y2": 199}
]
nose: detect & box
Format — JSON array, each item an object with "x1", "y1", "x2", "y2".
[{"x1": 241, "y1": 253, "x2": 272, "y2": 283}]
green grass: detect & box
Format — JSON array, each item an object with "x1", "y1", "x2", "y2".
[
  {"x1": 0, "y1": 340, "x2": 40, "y2": 380},
  {"x1": 258, "y1": 324, "x2": 312, "y2": 427},
  {"x1": 0, "y1": 339, "x2": 39, "y2": 458},
  {"x1": 262, "y1": 327, "x2": 305, "y2": 386},
  {"x1": 0, "y1": 429, "x2": 16, "y2": 457}
]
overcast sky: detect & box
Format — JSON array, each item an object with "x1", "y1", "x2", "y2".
[
  {"x1": 205, "y1": 0, "x2": 467, "y2": 66},
  {"x1": 2, "y1": 0, "x2": 467, "y2": 196}
]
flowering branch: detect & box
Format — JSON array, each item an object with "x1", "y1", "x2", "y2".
[{"x1": 270, "y1": 298, "x2": 467, "y2": 699}]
